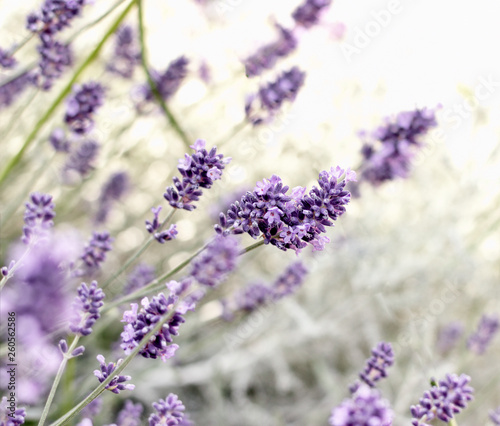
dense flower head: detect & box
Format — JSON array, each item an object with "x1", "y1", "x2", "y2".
[
  {"x1": 49, "y1": 128, "x2": 70, "y2": 152},
  {"x1": 124, "y1": 263, "x2": 156, "y2": 294},
  {"x1": 490, "y1": 406, "x2": 500, "y2": 425},
  {"x1": 26, "y1": 0, "x2": 86, "y2": 35},
  {"x1": 64, "y1": 81, "x2": 105, "y2": 134},
  {"x1": 70, "y1": 281, "x2": 105, "y2": 336},
  {"x1": 36, "y1": 36, "x2": 73, "y2": 90},
  {"x1": 245, "y1": 66, "x2": 306, "y2": 125},
  {"x1": 149, "y1": 394, "x2": 188, "y2": 426},
  {"x1": 437, "y1": 321, "x2": 464, "y2": 353},
  {"x1": 95, "y1": 172, "x2": 130, "y2": 224},
  {"x1": 0, "y1": 72, "x2": 35, "y2": 110},
  {"x1": 272, "y1": 261, "x2": 308, "y2": 298},
  {"x1": 107, "y1": 25, "x2": 141, "y2": 79},
  {"x1": 0, "y1": 48, "x2": 17, "y2": 69},
  {"x1": 190, "y1": 235, "x2": 240, "y2": 287},
  {"x1": 80, "y1": 231, "x2": 113, "y2": 270},
  {"x1": 121, "y1": 292, "x2": 185, "y2": 361},
  {"x1": 94, "y1": 355, "x2": 135, "y2": 394},
  {"x1": 359, "y1": 107, "x2": 438, "y2": 186},
  {"x1": 0, "y1": 396, "x2": 26, "y2": 426},
  {"x1": 235, "y1": 282, "x2": 273, "y2": 312},
  {"x1": 244, "y1": 25, "x2": 297, "y2": 78},
  {"x1": 410, "y1": 373, "x2": 474, "y2": 425},
  {"x1": 292, "y1": 0, "x2": 332, "y2": 28},
  {"x1": 216, "y1": 167, "x2": 355, "y2": 252},
  {"x1": 145, "y1": 206, "x2": 178, "y2": 243},
  {"x1": 163, "y1": 139, "x2": 231, "y2": 211},
  {"x1": 329, "y1": 385, "x2": 393, "y2": 426},
  {"x1": 357, "y1": 342, "x2": 395, "y2": 389},
  {"x1": 466, "y1": 314, "x2": 499, "y2": 355},
  {"x1": 22, "y1": 192, "x2": 56, "y2": 245},
  {"x1": 64, "y1": 140, "x2": 100, "y2": 176}
]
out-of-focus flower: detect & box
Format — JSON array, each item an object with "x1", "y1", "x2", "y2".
[
  {"x1": 64, "y1": 81, "x2": 105, "y2": 134},
  {"x1": 26, "y1": 0, "x2": 86, "y2": 35},
  {"x1": 490, "y1": 406, "x2": 500, "y2": 425},
  {"x1": 329, "y1": 385, "x2": 393, "y2": 426},
  {"x1": 467, "y1": 314, "x2": 499, "y2": 355},
  {"x1": 80, "y1": 231, "x2": 113, "y2": 271},
  {"x1": 0, "y1": 72, "x2": 35, "y2": 110},
  {"x1": 145, "y1": 206, "x2": 178, "y2": 243},
  {"x1": 245, "y1": 66, "x2": 306, "y2": 126},
  {"x1": 94, "y1": 355, "x2": 135, "y2": 394},
  {"x1": 0, "y1": 396, "x2": 26, "y2": 425},
  {"x1": 292, "y1": 0, "x2": 332, "y2": 29},
  {"x1": 410, "y1": 373, "x2": 474, "y2": 425},
  {"x1": 95, "y1": 172, "x2": 130, "y2": 224},
  {"x1": 0, "y1": 48, "x2": 17, "y2": 69},
  {"x1": 124, "y1": 263, "x2": 156, "y2": 294},
  {"x1": 437, "y1": 321, "x2": 464, "y2": 354},
  {"x1": 148, "y1": 394, "x2": 191, "y2": 426},
  {"x1": 22, "y1": 192, "x2": 55, "y2": 245},
  {"x1": 36, "y1": 37, "x2": 73, "y2": 90},
  {"x1": 106, "y1": 25, "x2": 140, "y2": 79},
  {"x1": 64, "y1": 140, "x2": 100, "y2": 176},
  {"x1": 49, "y1": 128, "x2": 70, "y2": 152},
  {"x1": 70, "y1": 281, "x2": 105, "y2": 336}
]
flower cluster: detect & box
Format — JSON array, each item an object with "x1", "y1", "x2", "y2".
[
  {"x1": 0, "y1": 48, "x2": 17, "y2": 69},
  {"x1": 107, "y1": 25, "x2": 141, "y2": 79},
  {"x1": 145, "y1": 206, "x2": 178, "y2": 243},
  {"x1": 95, "y1": 172, "x2": 130, "y2": 224},
  {"x1": 243, "y1": 25, "x2": 297, "y2": 78},
  {"x1": 0, "y1": 72, "x2": 35, "y2": 110},
  {"x1": 189, "y1": 235, "x2": 240, "y2": 287},
  {"x1": 22, "y1": 192, "x2": 56, "y2": 245},
  {"x1": 94, "y1": 355, "x2": 135, "y2": 394},
  {"x1": 329, "y1": 385, "x2": 393, "y2": 426},
  {"x1": 26, "y1": 0, "x2": 86, "y2": 35},
  {"x1": 410, "y1": 373, "x2": 474, "y2": 425},
  {"x1": 216, "y1": 167, "x2": 355, "y2": 252},
  {"x1": 0, "y1": 396, "x2": 26, "y2": 426},
  {"x1": 292, "y1": 0, "x2": 333, "y2": 28},
  {"x1": 63, "y1": 139, "x2": 100, "y2": 176},
  {"x1": 80, "y1": 231, "x2": 113, "y2": 271},
  {"x1": 163, "y1": 139, "x2": 231, "y2": 211},
  {"x1": 353, "y1": 342, "x2": 395, "y2": 390},
  {"x1": 359, "y1": 107, "x2": 438, "y2": 186},
  {"x1": 121, "y1": 293, "x2": 185, "y2": 361},
  {"x1": 36, "y1": 36, "x2": 73, "y2": 90},
  {"x1": 149, "y1": 394, "x2": 190, "y2": 426},
  {"x1": 466, "y1": 314, "x2": 499, "y2": 355},
  {"x1": 437, "y1": 321, "x2": 464, "y2": 354},
  {"x1": 245, "y1": 66, "x2": 306, "y2": 125},
  {"x1": 64, "y1": 81, "x2": 105, "y2": 134},
  {"x1": 70, "y1": 281, "x2": 105, "y2": 336}
]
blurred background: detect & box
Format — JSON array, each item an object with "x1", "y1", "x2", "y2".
[{"x1": 1, "y1": 0, "x2": 499, "y2": 424}]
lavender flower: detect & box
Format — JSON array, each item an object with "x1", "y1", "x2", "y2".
[
  {"x1": 64, "y1": 140, "x2": 100, "y2": 176},
  {"x1": 148, "y1": 394, "x2": 188, "y2": 426},
  {"x1": 271, "y1": 261, "x2": 308, "y2": 299},
  {"x1": 410, "y1": 373, "x2": 474, "y2": 425},
  {"x1": 81, "y1": 398, "x2": 102, "y2": 420},
  {"x1": 467, "y1": 314, "x2": 499, "y2": 355},
  {"x1": 49, "y1": 128, "x2": 70, "y2": 152},
  {"x1": 36, "y1": 37, "x2": 73, "y2": 90},
  {"x1": 95, "y1": 172, "x2": 130, "y2": 224},
  {"x1": 490, "y1": 406, "x2": 500, "y2": 425},
  {"x1": 0, "y1": 72, "x2": 35, "y2": 110},
  {"x1": 244, "y1": 25, "x2": 297, "y2": 78},
  {"x1": 124, "y1": 263, "x2": 156, "y2": 294},
  {"x1": 145, "y1": 206, "x2": 178, "y2": 243},
  {"x1": 81, "y1": 231, "x2": 113, "y2": 270},
  {"x1": 106, "y1": 25, "x2": 140, "y2": 79},
  {"x1": 437, "y1": 321, "x2": 464, "y2": 354},
  {"x1": 0, "y1": 48, "x2": 17, "y2": 69},
  {"x1": 121, "y1": 293, "x2": 185, "y2": 361},
  {"x1": 356, "y1": 342, "x2": 394, "y2": 389},
  {"x1": 94, "y1": 355, "x2": 135, "y2": 394},
  {"x1": 245, "y1": 66, "x2": 306, "y2": 125},
  {"x1": 107, "y1": 400, "x2": 143, "y2": 426},
  {"x1": 64, "y1": 81, "x2": 105, "y2": 134},
  {"x1": 190, "y1": 235, "x2": 240, "y2": 287},
  {"x1": 22, "y1": 192, "x2": 55, "y2": 245},
  {"x1": 359, "y1": 107, "x2": 438, "y2": 186},
  {"x1": 329, "y1": 385, "x2": 393, "y2": 426},
  {"x1": 26, "y1": 0, "x2": 86, "y2": 35},
  {"x1": 163, "y1": 139, "x2": 231, "y2": 211},
  {"x1": 0, "y1": 396, "x2": 26, "y2": 426},
  {"x1": 216, "y1": 167, "x2": 355, "y2": 252},
  {"x1": 70, "y1": 281, "x2": 105, "y2": 336},
  {"x1": 292, "y1": 0, "x2": 332, "y2": 28},
  {"x1": 235, "y1": 282, "x2": 273, "y2": 312}
]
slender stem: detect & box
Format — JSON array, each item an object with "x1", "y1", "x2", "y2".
[
  {"x1": 0, "y1": 0, "x2": 136, "y2": 188},
  {"x1": 101, "y1": 208, "x2": 177, "y2": 290},
  {"x1": 240, "y1": 239, "x2": 265, "y2": 254},
  {"x1": 38, "y1": 336, "x2": 80, "y2": 426},
  {"x1": 136, "y1": 0, "x2": 191, "y2": 149},
  {"x1": 8, "y1": 33, "x2": 36, "y2": 56}
]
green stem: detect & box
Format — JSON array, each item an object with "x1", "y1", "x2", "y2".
[
  {"x1": 101, "y1": 208, "x2": 177, "y2": 290},
  {"x1": 136, "y1": 0, "x2": 191, "y2": 149},
  {"x1": 240, "y1": 239, "x2": 265, "y2": 254},
  {"x1": 0, "y1": 0, "x2": 136, "y2": 188},
  {"x1": 38, "y1": 336, "x2": 80, "y2": 425},
  {"x1": 448, "y1": 419, "x2": 458, "y2": 426}
]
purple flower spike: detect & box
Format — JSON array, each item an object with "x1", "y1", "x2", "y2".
[
  {"x1": 64, "y1": 140, "x2": 100, "y2": 176},
  {"x1": 0, "y1": 48, "x2": 17, "y2": 69},
  {"x1": 81, "y1": 231, "x2": 113, "y2": 270},
  {"x1": 36, "y1": 37, "x2": 73, "y2": 90},
  {"x1": 22, "y1": 192, "x2": 56, "y2": 245},
  {"x1": 293, "y1": 0, "x2": 332, "y2": 29},
  {"x1": 49, "y1": 128, "x2": 70, "y2": 152},
  {"x1": 70, "y1": 281, "x2": 105, "y2": 336},
  {"x1": 272, "y1": 261, "x2": 308, "y2": 299},
  {"x1": 145, "y1": 206, "x2": 178, "y2": 243},
  {"x1": 106, "y1": 25, "x2": 140, "y2": 79},
  {"x1": 0, "y1": 396, "x2": 26, "y2": 426},
  {"x1": 216, "y1": 167, "x2": 354, "y2": 253},
  {"x1": 490, "y1": 406, "x2": 500, "y2": 425},
  {"x1": 235, "y1": 282, "x2": 273, "y2": 312},
  {"x1": 64, "y1": 81, "x2": 105, "y2": 134},
  {"x1": 244, "y1": 25, "x2": 297, "y2": 78},
  {"x1": 163, "y1": 139, "x2": 231, "y2": 211},
  {"x1": 190, "y1": 236, "x2": 240, "y2": 287},
  {"x1": 329, "y1": 385, "x2": 393, "y2": 426},
  {"x1": 410, "y1": 373, "x2": 474, "y2": 425},
  {"x1": 467, "y1": 314, "x2": 499, "y2": 355},
  {"x1": 0, "y1": 72, "x2": 35, "y2": 110},
  {"x1": 95, "y1": 172, "x2": 130, "y2": 224},
  {"x1": 149, "y1": 394, "x2": 188, "y2": 426},
  {"x1": 113, "y1": 400, "x2": 143, "y2": 426},
  {"x1": 120, "y1": 293, "x2": 184, "y2": 362},
  {"x1": 94, "y1": 355, "x2": 135, "y2": 394},
  {"x1": 358, "y1": 342, "x2": 395, "y2": 388},
  {"x1": 26, "y1": 0, "x2": 86, "y2": 35},
  {"x1": 245, "y1": 67, "x2": 306, "y2": 126}
]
